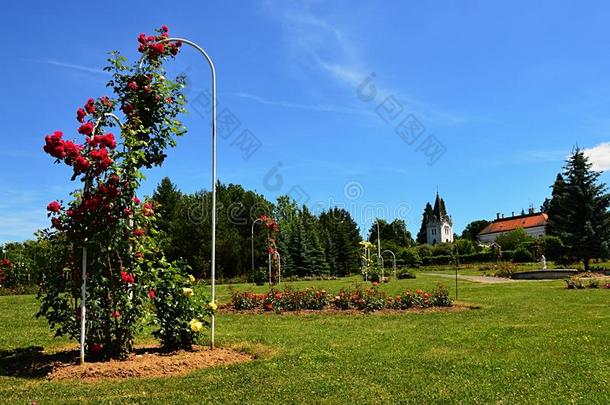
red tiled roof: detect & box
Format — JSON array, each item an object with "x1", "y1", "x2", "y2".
[{"x1": 478, "y1": 213, "x2": 548, "y2": 235}]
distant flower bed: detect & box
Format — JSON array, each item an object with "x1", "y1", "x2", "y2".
[
  {"x1": 565, "y1": 273, "x2": 610, "y2": 289},
  {"x1": 231, "y1": 284, "x2": 452, "y2": 313}
]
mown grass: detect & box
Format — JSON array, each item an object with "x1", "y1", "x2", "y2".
[{"x1": 0, "y1": 274, "x2": 609, "y2": 404}]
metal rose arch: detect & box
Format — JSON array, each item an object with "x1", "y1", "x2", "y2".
[{"x1": 138, "y1": 37, "x2": 218, "y2": 349}]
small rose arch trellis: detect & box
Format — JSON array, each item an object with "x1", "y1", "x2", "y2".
[{"x1": 79, "y1": 36, "x2": 219, "y2": 364}]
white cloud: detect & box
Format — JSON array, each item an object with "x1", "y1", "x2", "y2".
[
  {"x1": 224, "y1": 91, "x2": 370, "y2": 115},
  {"x1": 263, "y1": 1, "x2": 478, "y2": 127},
  {"x1": 22, "y1": 58, "x2": 108, "y2": 75},
  {"x1": 583, "y1": 142, "x2": 610, "y2": 171}
]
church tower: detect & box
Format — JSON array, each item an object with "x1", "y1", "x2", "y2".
[{"x1": 426, "y1": 193, "x2": 453, "y2": 244}]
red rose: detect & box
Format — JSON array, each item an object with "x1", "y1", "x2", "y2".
[
  {"x1": 1, "y1": 258, "x2": 11, "y2": 268},
  {"x1": 89, "y1": 343, "x2": 103, "y2": 353},
  {"x1": 142, "y1": 202, "x2": 154, "y2": 216},
  {"x1": 132, "y1": 228, "x2": 145, "y2": 237},
  {"x1": 122, "y1": 104, "x2": 134, "y2": 115},
  {"x1": 76, "y1": 108, "x2": 87, "y2": 123},
  {"x1": 120, "y1": 271, "x2": 134, "y2": 284},
  {"x1": 43, "y1": 131, "x2": 65, "y2": 159},
  {"x1": 149, "y1": 290, "x2": 155, "y2": 300},
  {"x1": 112, "y1": 310, "x2": 121, "y2": 319},
  {"x1": 161, "y1": 25, "x2": 169, "y2": 32},
  {"x1": 63, "y1": 141, "x2": 82, "y2": 160},
  {"x1": 78, "y1": 122, "x2": 94, "y2": 136},
  {"x1": 127, "y1": 81, "x2": 138, "y2": 91},
  {"x1": 100, "y1": 96, "x2": 113, "y2": 107},
  {"x1": 138, "y1": 33, "x2": 147, "y2": 44},
  {"x1": 74, "y1": 156, "x2": 91, "y2": 173},
  {"x1": 132, "y1": 196, "x2": 141, "y2": 205},
  {"x1": 51, "y1": 217, "x2": 62, "y2": 229},
  {"x1": 123, "y1": 207, "x2": 132, "y2": 217},
  {"x1": 101, "y1": 133, "x2": 117, "y2": 149},
  {"x1": 47, "y1": 201, "x2": 61, "y2": 213}
]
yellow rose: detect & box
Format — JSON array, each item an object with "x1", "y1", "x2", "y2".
[
  {"x1": 188, "y1": 274, "x2": 196, "y2": 285},
  {"x1": 208, "y1": 301, "x2": 218, "y2": 311},
  {"x1": 189, "y1": 319, "x2": 203, "y2": 333},
  {"x1": 183, "y1": 287, "x2": 194, "y2": 298}
]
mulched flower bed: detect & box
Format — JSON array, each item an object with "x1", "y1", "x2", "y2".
[
  {"x1": 48, "y1": 346, "x2": 252, "y2": 381},
  {"x1": 0, "y1": 345, "x2": 253, "y2": 382}
]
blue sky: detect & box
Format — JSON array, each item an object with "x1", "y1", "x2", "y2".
[{"x1": 1, "y1": 0, "x2": 610, "y2": 242}]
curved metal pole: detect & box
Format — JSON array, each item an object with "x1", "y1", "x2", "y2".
[
  {"x1": 275, "y1": 251, "x2": 281, "y2": 284},
  {"x1": 140, "y1": 38, "x2": 217, "y2": 350},
  {"x1": 251, "y1": 218, "x2": 263, "y2": 272},
  {"x1": 93, "y1": 113, "x2": 123, "y2": 133},
  {"x1": 376, "y1": 220, "x2": 382, "y2": 267},
  {"x1": 382, "y1": 249, "x2": 396, "y2": 278},
  {"x1": 79, "y1": 246, "x2": 87, "y2": 364},
  {"x1": 80, "y1": 113, "x2": 124, "y2": 364}
]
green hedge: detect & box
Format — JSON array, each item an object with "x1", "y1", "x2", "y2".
[{"x1": 420, "y1": 251, "x2": 517, "y2": 266}]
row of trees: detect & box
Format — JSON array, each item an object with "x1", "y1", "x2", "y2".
[{"x1": 151, "y1": 178, "x2": 363, "y2": 279}]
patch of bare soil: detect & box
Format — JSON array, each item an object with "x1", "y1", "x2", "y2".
[
  {"x1": 47, "y1": 346, "x2": 252, "y2": 381},
  {"x1": 219, "y1": 302, "x2": 476, "y2": 315}
]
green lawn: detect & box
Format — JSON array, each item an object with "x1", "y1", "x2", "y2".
[{"x1": 1, "y1": 274, "x2": 609, "y2": 404}]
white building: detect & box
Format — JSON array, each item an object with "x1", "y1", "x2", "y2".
[
  {"x1": 478, "y1": 210, "x2": 547, "y2": 244},
  {"x1": 426, "y1": 193, "x2": 454, "y2": 244}
]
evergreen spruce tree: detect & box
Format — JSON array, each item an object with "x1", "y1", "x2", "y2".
[
  {"x1": 152, "y1": 177, "x2": 182, "y2": 257},
  {"x1": 288, "y1": 216, "x2": 308, "y2": 277},
  {"x1": 546, "y1": 149, "x2": 610, "y2": 270},
  {"x1": 319, "y1": 208, "x2": 361, "y2": 276},
  {"x1": 416, "y1": 203, "x2": 433, "y2": 244},
  {"x1": 301, "y1": 206, "x2": 330, "y2": 276}
]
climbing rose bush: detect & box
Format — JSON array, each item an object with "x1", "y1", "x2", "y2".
[
  {"x1": 259, "y1": 215, "x2": 280, "y2": 284},
  {"x1": 37, "y1": 26, "x2": 212, "y2": 359}
]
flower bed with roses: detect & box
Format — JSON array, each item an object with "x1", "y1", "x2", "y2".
[
  {"x1": 37, "y1": 26, "x2": 214, "y2": 360},
  {"x1": 229, "y1": 283, "x2": 452, "y2": 313},
  {"x1": 565, "y1": 273, "x2": 610, "y2": 289}
]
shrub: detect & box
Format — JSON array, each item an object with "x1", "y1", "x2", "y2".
[
  {"x1": 35, "y1": 26, "x2": 210, "y2": 359},
  {"x1": 431, "y1": 243, "x2": 454, "y2": 257},
  {"x1": 301, "y1": 288, "x2": 329, "y2": 309},
  {"x1": 565, "y1": 277, "x2": 585, "y2": 289},
  {"x1": 432, "y1": 284, "x2": 452, "y2": 307},
  {"x1": 231, "y1": 291, "x2": 266, "y2": 310},
  {"x1": 540, "y1": 235, "x2": 565, "y2": 260},
  {"x1": 416, "y1": 244, "x2": 433, "y2": 258},
  {"x1": 493, "y1": 262, "x2": 516, "y2": 278},
  {"x1": 398, "y1": 248, "x2": 421, "y2": 268},
  {"x1": 513, "y1": 247, "x2": 533, "y2": 263},
  {"x1": 348, "y1": 285, "x2": 386, "y2": 312},
  {"x1": 587, "y1": 278, "x2": 600, "y2": 288},
  {"x1": 232, "y1": 285, "x2": 452, "y2": 312},
  {"x1": 365, "y1": 266, "x2": 383, "y2": 283},
  {"x1": 332, "y1": 289, "x2": 351, "y2": 310},
  {"x1": 248, "y1": 267, "x2": 268, "y2": 286},
  {"x1": 495, "y1": 228, "x2": 533, "y2": 251},
  {"x1": 396, "y1": 269, "x2": 416, "y2": 279},
  {"x1": 422, "y1": 255, "x2": 453, "y2": 266},
  {"x1": 391, "y1": 290, "x2": 415, "y2": 309},
  {"x1": 152, "y1": 265, "x2": 212, "y2": 352},
  {"x1": 454, "y1": 238, "x2": 475, "y2": 255}
]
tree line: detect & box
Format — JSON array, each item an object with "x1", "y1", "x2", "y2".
[{"x1": 152, "y1": 178, "x2": 366, "y2": 280}]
